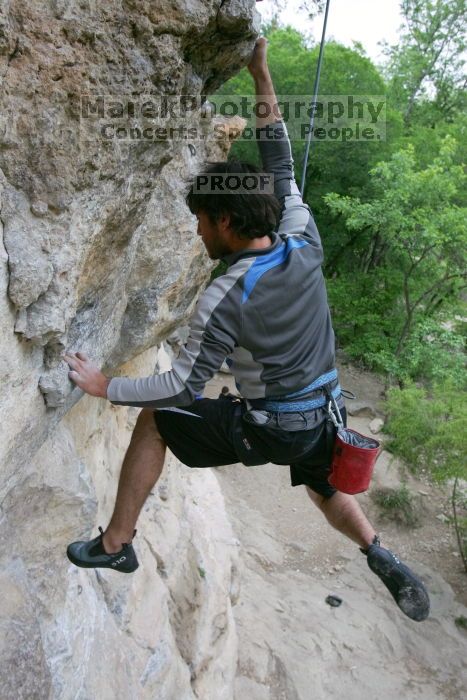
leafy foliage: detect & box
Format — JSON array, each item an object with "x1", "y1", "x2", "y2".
[
  {"x1": 384, "y1": 0, "x2": 467, "y2": 125},
  {"x1": 372, "y1": 484, "x2": 420, "y2": 527},
  {"x1": 324, "y1": 138, "x2": 467, "y2": 380},
  {"x1": 384, "y1": 382, "x2": 467, "y2": 483}
]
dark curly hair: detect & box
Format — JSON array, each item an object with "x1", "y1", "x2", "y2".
[{"x1": 186, "y1": 160, "x2": 280, "y2": 239}]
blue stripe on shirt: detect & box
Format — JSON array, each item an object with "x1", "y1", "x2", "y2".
[{"x1": 242, "y1": 238, "x2": 309, "y2": 303}]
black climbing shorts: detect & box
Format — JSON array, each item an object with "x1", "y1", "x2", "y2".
[{"x1": 154, "y1": 398, "x2": 347, "y2": 499}]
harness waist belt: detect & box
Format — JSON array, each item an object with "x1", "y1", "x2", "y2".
[{"x1": 248, "y1": 369, "x2": 341, "y2": 413}]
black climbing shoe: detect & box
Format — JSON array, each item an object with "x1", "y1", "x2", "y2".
[
  {"x1": 66, "y1": 527, "x2": 139, "y2": 573},
  {"x1": 363, "y1": 537, "x2": 429, "y2": 621}
]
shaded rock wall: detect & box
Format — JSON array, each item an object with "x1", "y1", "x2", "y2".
[
  {"x1": 0, "y1": 1, "x2": 258, "y2": 697},
  {"x1": 0, "y1": 0, "x2": 257, "y2": 416}
]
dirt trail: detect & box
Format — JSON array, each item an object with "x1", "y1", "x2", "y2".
[{"x1": 204, "y1": 364, "x2": 467, "y2": 700}]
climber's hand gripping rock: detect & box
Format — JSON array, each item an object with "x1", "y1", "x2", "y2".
[{"x1": 64, "y1": 351, "x2": 110, "y2": 398}]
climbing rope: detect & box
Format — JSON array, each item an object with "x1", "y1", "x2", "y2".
[{"x1": 300, "y1": 0, "x2": 331, "y2": 197}]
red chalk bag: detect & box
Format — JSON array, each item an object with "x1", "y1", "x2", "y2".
[{"x1": 328, "y1": 428, "x2": 381, "y2": 495}]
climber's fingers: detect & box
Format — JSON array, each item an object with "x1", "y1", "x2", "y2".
[
  {"x1": 63, "y1": 352, "x2": 81, "y2": 370},
  {"x1": 64, "y1": 353, "x2": 82, "y2": 386},
  {"x1": 64, "y1": 351, "x2": 90, "y2": 367}
]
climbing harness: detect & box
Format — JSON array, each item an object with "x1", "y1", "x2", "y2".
[
  {"x1": 300, "y1": 0, "x2": 332, "y2": 197},
  {"x1": 250, "y1": 368, "x2": 341, "y2": 413}
]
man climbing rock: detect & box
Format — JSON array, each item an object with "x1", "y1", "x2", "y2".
[{"x1": 65, "y1": 38, "x2": 430, "y2": 622}]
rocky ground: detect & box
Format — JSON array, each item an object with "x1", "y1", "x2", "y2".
[{"x1": 203, "y1": 363, "x2": 467, "y2": 700}]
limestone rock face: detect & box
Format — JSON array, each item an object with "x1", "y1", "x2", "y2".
[
  {"x1": 0, "y1": 1, "x2": 258, "y2": 697},
  {"x1": 0, "y1": 347, "x2": 241, "y2": 700},
  {"x1": 0, "y1": 0, "x2": 256, "y2": 482}
]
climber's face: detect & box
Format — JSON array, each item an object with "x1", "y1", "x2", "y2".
[{"x1": 196, "y1": 211, "x2": 233, "y2": 260}]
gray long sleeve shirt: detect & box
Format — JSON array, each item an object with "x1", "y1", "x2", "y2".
[{"x1": 107, "y1": 121, "x2": 336, "y2": 409}]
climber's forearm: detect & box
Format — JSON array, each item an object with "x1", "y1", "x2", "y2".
[
  {"x1": 248, "y1": 37, "x2": 281, "y2": 128},
  {"x1": 253, "y1": 73, "x2": 282, "y2": 128}
]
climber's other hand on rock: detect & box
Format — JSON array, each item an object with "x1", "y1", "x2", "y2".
[{"x1": 64, "y1": 351, "x2": 110, "y2": 399}]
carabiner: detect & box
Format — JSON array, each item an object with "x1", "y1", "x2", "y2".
[
  {"x1": 327, "y1": 398, "x2": 344, "y2": 430},
  {"x1": 327, "y1": 400, "x2": 340, "y2": 428}
]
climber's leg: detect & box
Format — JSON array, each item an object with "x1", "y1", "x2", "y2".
[
  {"x1": 304, "y1": 485, "x2": 430, "y2": 621},
  {"x1": 102, "y1": 409, "x2": 166, "y2": 553},
  {"x1": 66, "y1": 408, "x2": 164, "y2": 572},
  {"x1": 305, "y1": 486, "x2": 376, "y2": 549}
]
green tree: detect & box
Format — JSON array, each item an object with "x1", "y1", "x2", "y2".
[
  {"x1": 324, "y1": 137, "x2": 466, "y2": 381},
  {"x1": 384, "y1": 0, "x2": 467, "y2": 125},
  {"x1": 385, "y1": 380, "x2": 467, "y2": 570},
  {"x1": 385, "y1": 381, "x2": 467, "y2": 481}
]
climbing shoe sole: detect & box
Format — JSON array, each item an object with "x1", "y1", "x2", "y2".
[{"x1": 366, "y1": 544, "x2": 430, "y2": 622}]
